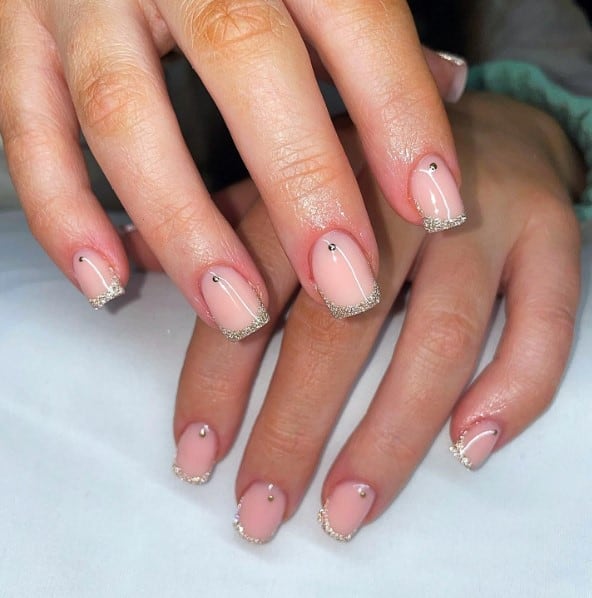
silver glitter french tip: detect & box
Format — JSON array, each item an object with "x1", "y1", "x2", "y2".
[
  {"x1": 232, "y1": 482, "x2": 287, "y2": 544},
  {"x1": 311, "y1": 231, "x2": 381, "y2": 320},
  {"x1": 411, "y1": 156, "x2": 467, "y2": 234},
  {"x1": 317, "y1": 482, "x2": 376, "y2": 542},
  {"x1": 73, "y1": 249, "x2": 125, "y2": 310},
  {"x1": 422, "y1": 213, "x2": 467, "y2": 233},
  {"x1": 449, "y1": 420, "x2": 501, "y2": 471},
  {"x1": 320, "y1": 282, "x2": 381, "y2": 319},
  {"x1": 172, "y1": 463, "x2": 211, "y2": 485},
  {"x1": 172, "y1": 423, "x2": 218, "y2": 485},
  {"x1": 318, "y1": 505, "x2": 354, "y2": 542},
  {"x1": 200, "y1": 266, "x2": 270, "y2": 342},
  {"x1": 219, "y1": 302, "x2": 270, "y2": 342}
]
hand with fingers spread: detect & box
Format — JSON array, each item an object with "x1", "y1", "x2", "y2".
[
  {"x1": 0, "y1": 0, "x2": 468, "y2": 340},
  {"x1": 154, "y1": 92, "x2": 583, "y2": 543}
]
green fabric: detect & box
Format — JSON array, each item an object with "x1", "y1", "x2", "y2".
[{"x1": 467, "y1": 60, "x2": 592, "y2": 222}]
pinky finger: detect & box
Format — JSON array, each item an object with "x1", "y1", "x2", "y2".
[{"x1": 449, "y1": 205, "x2": 581, "y2": 470}]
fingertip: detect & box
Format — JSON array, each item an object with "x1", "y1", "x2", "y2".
[{"x1": 423, "y1": 47, "x2": 468, "y2": 104}]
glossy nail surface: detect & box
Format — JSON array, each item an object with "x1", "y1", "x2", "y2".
[
  {"x1": 233, "y1": 482, "x2": 286, "y2": 544},
  {"x1": 410, "y1": 155, "x2": 466, "y2": 233},
  {"x1": 173, "y1": 423, "x2": 218, "y2": 485},
  {"x1": 318, "y1": 482, "x2": 376, "y2": 542},
  {"x1": 436, "y1": 51, "x2": 468, "y2": 103},
  {"x1": 311, "y1": 231, "x2": 380, "y2": 319},
  {"x1": 450, "y1": 420, "x2": 501, "y2": 470},
  {"x1": 200, "y1": 266, "x2": 269, "y2": 342},
  {"x1": 73, "y1": 249, "x2": 125, "y2": 309}
]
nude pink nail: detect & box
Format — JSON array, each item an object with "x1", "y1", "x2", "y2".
[
  {"x1": 435, "y1": 51, "x2": 468, "y2": 103},
  {"x1": 73, "y1": 249, "x2": 125, "y2": 309},
  {"x1": 200, "y1": 266, "x2": 269, "y2": 342},
  {"x1": 233, "y1": 482, "x2": 287, "y2": 544},
  {"x1": 311, "y1": 231, "x2": 380, "y2": 319},
  {"x1": 450, "y1": 420, "x2": 501, "y2": 470},
  {"x1": 410, "y1": 155, "x2": 467, "y2": 233},
  {"x1": 173, "y1": 423, "x2": 218, "y2": 485},
  {"x1": 318, "y1": 482, "x2": 376, "y2": 542}
]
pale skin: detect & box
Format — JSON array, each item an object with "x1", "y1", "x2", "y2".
[
  {"x1": 0, "y1": 0, "x2": 466, "y2": 331},
  {"x1": 128, "y1": 92, "x2": 584, "y2": 539}
]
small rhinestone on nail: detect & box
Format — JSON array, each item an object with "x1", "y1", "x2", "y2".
[
  {"x1": 328, "y1": 243, "x2": 337, "y2": 251},
  {"x1": 359, "y1": 490, "x2": 367, "y2": 498},
  {"x1": 199, "y1": 426, "x2": 208, "y2": 438},
  {"x1": 212, "y1": 275, "x2": 220, "y2": 283},
  {"x1": 429, "y1": 162, "x2": 438, "y2": 172},
  {"x1": 267, "y1": 484, "x2": 276, "y2": 501}
]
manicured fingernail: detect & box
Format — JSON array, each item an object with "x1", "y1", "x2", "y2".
[
  {"x1": 318, "y1": 482, "x2": 376, "y2": 542},
  {"x1": 73, "y1": 249, "x2": 125, "y2": 309},
  {"x1": 173, "y1": 423, "x2": 218, "y2": 485},
  {"x1": 410, "y1": 155, "x2": 467, "y2": 233},
  {"x1": 450, "y1": 420, "x2": 501, "y2": 470},
  {"x1": 233, "y1": 482, "x2": 287, "y2": 544},
  {"x1": 200, "y1": 266, "x2": 269, "y2": 342},
  {"x1": 436, "y1": 51, "x2": 468, "y2": 103},
  {"x1": 311, "y1": 231, "x2": 380, "y2": 319}
]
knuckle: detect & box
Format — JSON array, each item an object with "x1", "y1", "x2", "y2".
[
  {"x1": 185, "y1": 0, "x2": 286, "y2": 55},
  {"x1": 371, "y1": 424, "x2": 418, "y2": 467},
  {"x1": 75, "y1": 61, "x2": 152, "y2": 136},
  {"x1": 146, "y1": 199, "x2": 209, "y2": 248},
  {"x1": 268, "y1": 140, "x2": 341, "y2": 208},
  {"x1": 258, "y1": 408, "x2": 319, "y2": 466},
  {"x1": 416, "y1": 306, "x2": 480, "y2": 367},
  {"x1": 372, "y1": 83, "x2": 435, "y2": 139},
  {"x1": 286, "y1": 301, "x2": 355, "y2": 360}
]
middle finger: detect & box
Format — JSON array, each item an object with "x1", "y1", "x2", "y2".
[{"x1": 156, "y1": 0, "x2": 382, "y2": 318}]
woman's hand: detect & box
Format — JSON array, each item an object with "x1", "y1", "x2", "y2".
[
  {"x1": 0, "y1": 0, "x2": 467, "y2": 340},
  {"x1": 157, "y1": 91, "x2": 584, "y2": 543}
]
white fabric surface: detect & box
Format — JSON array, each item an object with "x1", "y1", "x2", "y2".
[{"x1": 1, "y1": 211, "x2": 591, "y2": 597}]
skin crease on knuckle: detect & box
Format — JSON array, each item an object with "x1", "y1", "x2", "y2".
[
  {"x1": 255, "y1": 402, "x2": 326, "y2": 474},
  {"x1": 73, "y1": 50, "x2": 158, "y2": 138},
  {"x1": 182, "y1": 0, "x2": 288, "y2": 57}
]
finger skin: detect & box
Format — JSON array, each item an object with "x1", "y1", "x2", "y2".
[
  {"x1": 0, "y1": 3, "x2": 129, "y2": 303},
  {"x1": 322, "y1": 95, "x2": 583, "y2": 537},
  {"x1": 48, "y1": 2, "x2": 270, "y2": 333},
  {"x1": 154, "y1": 0, "x2": 381, "y2": 313},
  {"x1": 122, "y1": 179, "x2": 261, "y2": 271},
  {"x1": 288, "y1": 0, "x2": 465, "y2": 229},
  {"x1": 450, "y1": 201, "x2": 581, "y2": 461},
  {"x1": 234, "y1": 166, "x2": 423, "y2": 520},
  {"x1": 321, "y1": 235, "x2": 501, "y2": 529},
  {"x1": 174, "y1": 199, "x2": 298, "y2": 460}
]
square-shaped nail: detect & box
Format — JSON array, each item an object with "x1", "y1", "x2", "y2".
[
  {"x1": 318, "y1": 481, "x2": 375, "y2": 542},
  {"x1": 173, "y1": 423, "x2": 218, "y2": 484},
  {"x1": 410, "y1": 155, "x2": 467, "y2": 233},
  {"x1": 200, "y1": 266, "x2": 269, "y2": 341},
  {"x1": 311, "y1": 231, "x2": 380, "y2": 319},
  {"x1": 233, "y1": 482, "x2": 286, "y2": 544},
  {"x1": 73, "y1": 249, "x2": 125, "y2": 309}
]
